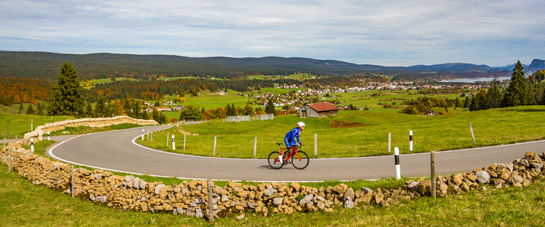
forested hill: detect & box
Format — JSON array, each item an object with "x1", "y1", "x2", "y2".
[{"x1": 0, "y1": 51, "x2": 529, "y2": 81}]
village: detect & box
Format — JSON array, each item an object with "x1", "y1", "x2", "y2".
[{"x1": 142, "y1": 78, "x2": 485, "y2": 117}]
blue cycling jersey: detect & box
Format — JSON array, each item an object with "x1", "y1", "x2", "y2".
[{"x1": 284, "y1": 127, "x2": 301, "y2": 148}]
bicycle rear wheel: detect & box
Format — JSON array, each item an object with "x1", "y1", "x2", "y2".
[
  {"x1": 268, "y1": 151, "x2": 283, "y2": 169},
  {"x1": 292, "y1": 151, "x2": 309, "y2": 169}
]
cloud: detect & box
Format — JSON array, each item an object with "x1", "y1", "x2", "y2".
[{"x1": 0, "y1": 0, "x2": 544, "y2": 66}]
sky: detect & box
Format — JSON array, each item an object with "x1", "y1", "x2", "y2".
[{"x1": 0, "y1": 0, "x2": 544, "y2": 67}]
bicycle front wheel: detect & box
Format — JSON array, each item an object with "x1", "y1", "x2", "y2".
[
  {"x1": 268, "y1": 151, "x2": 283, "y2": 169},
  {"x1": 292, "y1": 151, "x2": 309, "y2": 169}
]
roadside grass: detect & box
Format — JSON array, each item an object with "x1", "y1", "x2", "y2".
[
  {"x1": 138, "y1": 105, "x2": 545, "y2": 158},
  {"x1": 48, "y1": 123, "x2": 145, "y2": 136},
  {"x1": 3, "y1": 163, "x2": 545, "y2": 226},
  {"x1": 0, "y1": 112, "x2": 73, "y2": 139}
]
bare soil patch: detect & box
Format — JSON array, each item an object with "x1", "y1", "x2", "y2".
[{"x1": 329, "y1": 121, "x2": 370, "y2": 129}]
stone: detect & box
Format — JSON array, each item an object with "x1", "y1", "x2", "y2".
[
  {"x1": 89, "y1": 193, "x2": 96, "y2": 201},
  {"x1": 155, "y1": 184, "x2": 166, "y2": 195},
  {"x1": 344, "y1": 188, "x2": 355, "y2": 201},
  {"x1": 133, "y1": 178, "x2": 140, "y2": 188},
  {"x1": 51, "y1": 163, "x2": 63, "y2": 171},
  {"x1": 532, "y1": 162, "x2": 544, "y2": 170},
  {"x1": 506, "y1": 164, "x2": 514, "y2": 173},
  {"x1": 500, "y1": 169, "x2": 511, "y2": 181},
  {"x1": 236, "y1": 214, "x2": 245, "y2": 220},
  {"x1": 299, "y1": 194, "x2": 314, "y2": 205},
  {"x1": 408, "y1": 181, "x2": 419, "y2": 189},
  {"x1": 139, "y1": 180, "x2": 147, "y2": 190},
  {"x1": 264, "y1": 186, "x2": 276, "y2": 197},
  {"x1": 344, "y1": 197, "x2": 355, "y2": 209},
  {"x1": 273, "y1": 197, "x2": 284, "y2": 206},
  {"x1": 195, "y1": 208, "x2": 204, "y2": 218},
  {"x1": 452, "y1": 174, "x2": 463, "y2": 186},
  {"x1": 94, "y1": 174, "x2": 103, "y2": 181},
  {"x1": 361, "y1": 187, "x2": 373, "y2": 194},
  {"x1": 509, "y1": 175, "x2": 523, "y2": 186},
  {"x1": 96, "y1": 195, "x2": 108, "y2": 203},
  {"x1": 476, "y1": 171, "x2": 491, "y2": 184},
  {"x1": 291, "y1": 182, "x2": 301, "y2": 192},
  {"x1": 221, "y1": 194, "x2": 228, "y2": 202},
  {"x1": 332, "y1": 184, "x2": 347, "y2": 195},
  {"x1": 124, "y1": 175, "x2": 135, "y2": 183}
]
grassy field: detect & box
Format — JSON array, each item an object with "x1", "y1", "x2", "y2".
[
  {"x1": 48, "y1": 123, "x2": 146, "y2": 136},
  {"x1": 0, "y1": 112, "x2": 73, "y2": 140},
  {"x1": 3, "y1": 161, "x2": 545, "y2": 226},
  {"x1": 138, "y1": 105, "x2": 545, "y2": 158}
]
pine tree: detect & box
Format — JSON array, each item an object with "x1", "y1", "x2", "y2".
[
  {"x1": 36, "y1": 103, "x2": 44, "y2": 115},
  {"x1": 95, "y1": 97, "x2": 106, "y2": 117},
  {"x1": 49, "y1": 62, "x2": 85, "y2": 116},
  {"x1": 85, "y1": 102, "x2": 93, "y2": 117},
  {"x1": 26, "y1": 103, "x2": 34, "y2": 115},
  {"x1": 265, "y1": 99, "x2": 276, "y2": 114},
  {"x1": 503, "y1": 61, "x2": 528, "y2": 107},
  {"x1": 464, "y1": 97, "x2": 470, "y2": 108},
  {"x1": 486, "y1": 76, "x2": 503, "y2": 109}
]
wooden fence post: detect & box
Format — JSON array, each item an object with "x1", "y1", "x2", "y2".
[
  {"x1": 314, "y1": 134, "x2": 317, "y2": 156},
  {"x1": 213, "y1": 137, "x2": 217, "y2": 156},
  {"x1": 469, "y1": 122, "x2": 476, "y2": 144},
  {"x1": 253, "y1": 137, "x2": 257, "y2": 158},
  {"x1": 71, "y1": 165, "x2": 75, "y2": 198},
  {"x1": 431, "y1": 151, "x2": 436, "y2": 198},
  {"x1": 208, "y1": 179, "x2": 214, "y2": 223},
  {"x1": 8, "y1": 147, "x2": 11, "y2": 172}
]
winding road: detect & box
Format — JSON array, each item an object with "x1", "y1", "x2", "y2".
[{"x1": 47, "y1": 125, "x2": 545, "y2": 182}]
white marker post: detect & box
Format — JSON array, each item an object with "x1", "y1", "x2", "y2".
[
  {"x1": 142, "y1": 129, "x2": 145, "y2": 140},
  {"x1": 172, "y1": 135, "x2": 175, "y2": 150},
  {"x1": 394, "y1": 147, "x2": 401, "y2": 180},
  {"x1": 388, "y1": 133, "x2": 391, "y2": 152},
  {"x1": 167, "y1": 131, "x2": 169, "y2": 146},
  {"x1": 48, "y1": 131, "x2": 50, "y2": 141},
  {"x1": 314, "y1": 134, "x2": 317, "y2": 156},
  {"x1": 213, "y1": 136, "x2": 217, "y2": 156},
  {"x1": 183, "y1": 134, "x2": 186, "y2": 151},
  {"x1": 31, "y1": 137, "x2": 34, "y2": 152},
  {"x1": 253, "y1": 137, "x2": 257, "y2": 158},
  {"x1": 409, "y1": 130, "x2": 413, "y2": 151}
]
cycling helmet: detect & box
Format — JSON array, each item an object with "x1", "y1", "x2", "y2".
[{"x1": 297, "y1": 122, "x2": 306, "y2": 127}]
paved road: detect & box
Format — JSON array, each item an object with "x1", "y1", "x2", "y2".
[{"x1": 47, "y1": 126, "x2": 545, "y2": 182}]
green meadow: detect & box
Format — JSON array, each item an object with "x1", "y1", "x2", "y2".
[{"x1": 139, "y1": 105, "x2": 545, "y2": 159}]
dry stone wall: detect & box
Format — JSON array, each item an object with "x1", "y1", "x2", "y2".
[
  {"x1": 1, "y1": 117, "x2": 544, "y2": 219},
  {"x1": 21, "y1": 116, "x2": 158, "y2": 145}
]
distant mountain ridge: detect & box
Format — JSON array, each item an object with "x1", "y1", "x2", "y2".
[{"x1": 0, "y1": 51, "x2": 542, "y2": 80}]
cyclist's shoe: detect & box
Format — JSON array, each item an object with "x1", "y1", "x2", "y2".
[{"x1": 287, "y1": 158, "x2": 293, "y2": 164}]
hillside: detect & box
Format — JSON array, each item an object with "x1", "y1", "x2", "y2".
[{"x1": 0, "y1": 51, "x2": 516, "y2": 81}]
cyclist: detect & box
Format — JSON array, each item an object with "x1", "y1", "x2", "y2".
[{"x1": 281, "y1": 122, "x2": 305, "y2": 164}]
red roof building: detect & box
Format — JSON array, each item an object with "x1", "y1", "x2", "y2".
[{"x1": 299, "y1": 102, "x2": 339, "y2": 118}]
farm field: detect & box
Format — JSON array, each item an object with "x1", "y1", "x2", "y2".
[{"x1": 138, "y1": 105, "x2": 545, "y2": 159}]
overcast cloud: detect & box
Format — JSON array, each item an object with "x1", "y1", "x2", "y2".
[{"x1": 0, "y1": 0, "x2": 543, "y2": 66}]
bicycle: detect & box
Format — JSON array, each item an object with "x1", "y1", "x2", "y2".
[{"x1": 268, "y1": 143, "x2": 309, "y2": 169}]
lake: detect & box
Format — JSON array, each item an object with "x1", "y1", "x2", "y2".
[{"x1": 440, "y1": 76, "x2": 511, "y2": 83}]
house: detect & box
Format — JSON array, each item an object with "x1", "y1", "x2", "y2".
[
  {"x1": 172, "y1": 105, "x2": 184, "y2": 111},
  {"x1": 156, "y1": 107, "x2": 172, "y2": 112},
  {"x1": 425, "y1": 110, "x2": 435, "y2": 116},
  {"x1": 298, "y1": 102, "x2": 339, "y2": 118}
]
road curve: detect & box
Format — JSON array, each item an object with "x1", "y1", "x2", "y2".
[{"x1": 48, "y1": 126, "x2": 545, "y2": 182}]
